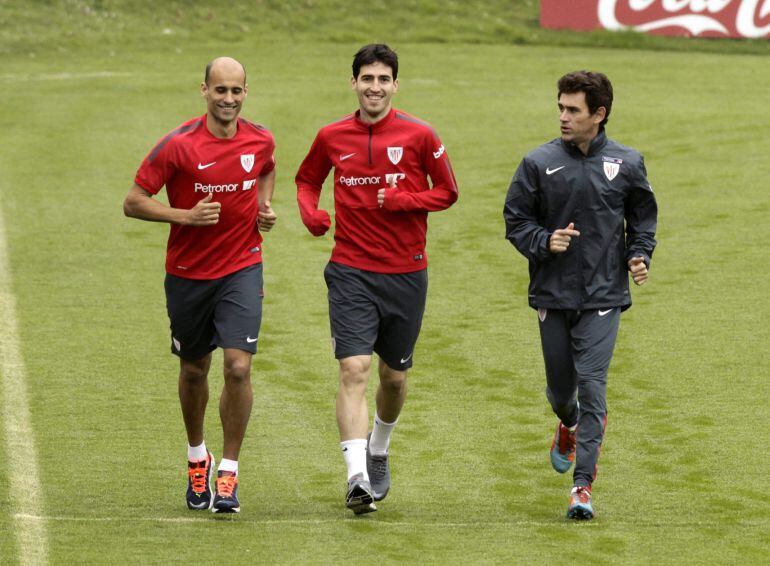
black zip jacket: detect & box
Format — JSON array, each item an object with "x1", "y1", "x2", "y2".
[{"x1": 504, "y1": 129, "x2": 657, "y2": 311}]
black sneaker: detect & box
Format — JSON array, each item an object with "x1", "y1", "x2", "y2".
[
  {"x1": 212, "y1": 471, "x2": 240, "y2": 513},
  {"x1": 186, "y1": 451, "x2": 215, "y2": 510},
  {"x1": 346, "y1": 473, "x2": 376, "y2": 515},
  {"x1": 366, "y1": 433, "x2": 391, "y2": 501}
]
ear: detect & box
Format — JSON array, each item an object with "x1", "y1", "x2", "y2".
[
  {"x1": 593, "y1": 106, "x2": 607, "y2": 125},
  {"x1": 350, "y1": 76, "x2": 357, "y2": 90},
  {"x1": 243, "y1": 83, "x2": 248, "y2": 97},
  {"x1": 393, "y1": 78, "x2": 399, "y2": 93},
  {"x1": 200, "y1": 82, "x2": 208, "y2": 98}
]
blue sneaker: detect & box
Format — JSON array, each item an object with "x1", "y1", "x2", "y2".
[
  {"x1": 550, "y1": 421, "x2": 576, "y2": 473},
  {"x1": 212, "y1": 471, "x2": 240, "y2": 513},
  {"x1": 567, "y1": 485, "x2": 594, "y2": 520},
  {"x1": 186, "y1": 451, "x2": 215, "y2": 510}
]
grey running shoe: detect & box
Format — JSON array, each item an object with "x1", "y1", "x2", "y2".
[
  {"x1": 366, "y1": 433, "x2": 391, "y2": 501},
  {"x1": 346, "y1": 473, "x2": 376, "y2": 515}
]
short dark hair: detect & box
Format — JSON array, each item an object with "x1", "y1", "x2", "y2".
[
  {"x1": 557, "y1": 71, "x2": 613, "y2": 127},
  {"x1": 204, "y1": 58, "x2": 247, "y2": 85},
  {"x1": 352, "y1": 44, "x2": 398, "y2": 80}
]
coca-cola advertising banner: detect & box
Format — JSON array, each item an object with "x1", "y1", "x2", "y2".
[{"x1": 540, "y1": 0, "x2": 770, "y2": 39}]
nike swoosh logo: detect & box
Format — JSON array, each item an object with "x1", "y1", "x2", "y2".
[
  {"x1": 400, "y1": 353, "x2": 413, "y2": 364},
  {"x1": 198, "y1": 162, "x2": 216, "y2": 170},
  {"x1": 598, "y1": 309, "x2": 613, "y2": 317},
  {"x1": 246, "y1": 336, "x2": 258, "y2": 343},
  {"x1": 546, "y1": 166, "x2": 565, "y2": 175},
  {"x1": 340, "y1": 153, "x2": 356, "y2": 161}
]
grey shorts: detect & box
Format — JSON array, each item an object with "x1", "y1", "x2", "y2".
[
  {"x1": 324, "y1": 262, "x2": 427, "y2": 371},
  {"x1": 164, "y1": 263, "x2": 263, "y2": 360}
]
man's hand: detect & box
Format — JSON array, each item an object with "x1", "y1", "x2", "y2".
[
  {"x1": 628, "y1": 256, "x2": 649, "y2": 285},
  {"x1": 307, "y1": 209, "x2": 331, "y2": 236},
  {"x1": 186, "y1": 193, "x2": 221, "y2": 226},
  {"x1": 378, "y1": 177, "x2": 397, "y2": 208},
  {"x1": 258, "y1": 200, "x2": 277, "y2": 232},
  {"x1": 549, "y1": 222, "x2": 580, "y2": 253}
]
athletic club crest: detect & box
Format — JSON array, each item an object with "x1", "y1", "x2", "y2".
[
  {"x1": 602, "y1": 156, "x2": 622, "y2": 181},
  {"x1": 387, "y1": 147, "x2": 403, "y2": 165},
  {"x1": 241, "y1": 154, "x2": 255, "y2": 173}
]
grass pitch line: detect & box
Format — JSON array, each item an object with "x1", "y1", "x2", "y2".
[{"x1": 0, "y1": 209, "x2": 48, "y2": 566}]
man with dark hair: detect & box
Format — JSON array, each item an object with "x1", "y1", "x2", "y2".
[
  {"x1": 503, "y1": 70, "x2": 657, "y2": 520},
  {"x1": 296, "y1": 43, "x2": 458, "y2": 514},
  {"x1": 124, "y1": 56, "x2": 277, "y2": 514}
]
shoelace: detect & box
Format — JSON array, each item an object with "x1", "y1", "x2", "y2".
[
  {"x1": 217, "y1": 474, "x2": 237, "y2": 497},
  {"x1": 370, "y1": 455, "x2": 388, "y2": 475},
  {"x1": 573, "y1": 486, "x2": 591, "y2": 502},
  {"x1": 188, "y1": 462, "x2": 209, "y2": 494}
]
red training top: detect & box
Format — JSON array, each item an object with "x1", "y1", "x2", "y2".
[
  {"x1": 135, "y1": 115, "x2": 275, "y2": 280},
  {"x1": 295, "y1": 108, "x2": 458, "y2": 273}
]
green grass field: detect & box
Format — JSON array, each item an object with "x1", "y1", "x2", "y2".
[{"x1": 2, "y1": 1, "x2": 769, "y2": 564}]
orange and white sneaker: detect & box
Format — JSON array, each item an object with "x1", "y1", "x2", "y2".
[
  {"x1": 567, "y1": 485, "x2": 594, "y2": 520},
  {"x1": 550, "y1": 421, "x2": 576, "y2": 473},
  {"x1": 186, "y1": 451, "x2": 215, "y2": 510},
  {"x1": 212, "y1": 471, "x2": 240, "y2": 513}
]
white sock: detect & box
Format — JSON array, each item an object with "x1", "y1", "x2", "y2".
[
  {"x1": 341, "y1": 439, "x2": 368, "y2": 481},
  {"x1": 187, "y1": 442, "x2": 207, "y2": 461},
  {"x1": 369, "y1": 414, "x2": 397, "y2": 456},
  {"x1": 568, "y1": 423, "x2": 577, "y2": 432},
  {"x1": 218, "y1": 458, "x2": 238, "y2": 476}
]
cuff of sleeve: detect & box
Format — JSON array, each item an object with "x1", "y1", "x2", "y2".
[{"x1": 382, "y1": 188, "x2": 405, "y2": 211}]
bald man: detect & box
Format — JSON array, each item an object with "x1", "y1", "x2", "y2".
[{"x1": 124, "y1": 57, "x2": 277, "y2": 513}]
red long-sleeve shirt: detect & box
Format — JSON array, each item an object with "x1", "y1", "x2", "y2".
[{"x1": 296, "y1": 108, "x2": 458, "y2": 273}]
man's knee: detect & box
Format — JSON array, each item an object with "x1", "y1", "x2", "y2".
[
  {"x1": 379, "y1": 364, "x2": 407, "y2": 395},
  {"x1": 339, "y1": 356, "x2": 371, "y2": 389},
  {"x1": 224, "y1": 352, "x2": 252, "y2": 384},
  {"x1": 180, "y1": 356, "x2": 211, "y2": 384}
]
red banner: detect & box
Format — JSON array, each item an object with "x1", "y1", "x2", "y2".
[{"x1": 540, "y1": 0, "x2": 770, "y2": 39}]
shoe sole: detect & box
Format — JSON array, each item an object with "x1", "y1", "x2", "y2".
[
  {"x1": 212, "y1": 505, "x2": 240, "y2": 514},
  {"x1": 346, "y1": 487, "x2": 377, "y2": 515},
  {"x1": 186, "y1": 453, "x2": 216, "y2": 511},
  {"x1": 567, "y1": 505, "x2": 594, "y2": 520}
]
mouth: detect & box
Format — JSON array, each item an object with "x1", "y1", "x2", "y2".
[{"x1": 365, "y1": 93, "x2": 385, "y2": 103}]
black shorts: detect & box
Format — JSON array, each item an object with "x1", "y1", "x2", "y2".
[
  {"x1": 323, "y1": 262, "x2": 427, "y2": 371},
  {"x1": 164, "y1": 263, "x2": 263, "y2": 360}
]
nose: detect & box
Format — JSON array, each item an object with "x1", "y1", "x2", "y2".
[
  {"x1": 223, "y1": 90, "x2": 234, "y2": 103},
  {"x1": 559, "y1": 109, "x2": 569, "y2": 122}
]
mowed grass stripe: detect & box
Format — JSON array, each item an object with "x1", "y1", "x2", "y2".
[
  {"x1": 0, "y1": 205, "x2": 48, "y2": 565},
  {"x1": 14, "y1": 513, "x2": 768, "y2": 529}
]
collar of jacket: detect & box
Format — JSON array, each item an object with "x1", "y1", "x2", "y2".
[
  {"x1": 561, "y1": 127, "x2": 608, "y2": 157},
  {"x1": 353, "y1": 107, "x2": 396, "y2": 131}
]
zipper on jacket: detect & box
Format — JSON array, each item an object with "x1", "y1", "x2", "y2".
[
  {"x1": 577, "y1": 157, "x2": 587, "y2": 304},
  {"x1": 368, "y1": 125, "x2": 373, "y2": 166}
]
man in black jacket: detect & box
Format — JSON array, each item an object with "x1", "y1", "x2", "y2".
[{"x1": 504, "y1": 71, "x2": 657, "y2": 520}]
